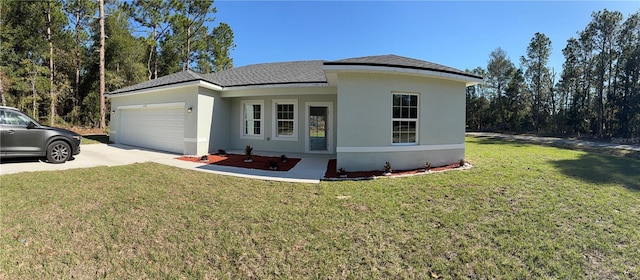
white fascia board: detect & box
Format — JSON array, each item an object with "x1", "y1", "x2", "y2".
[
  {"x1": 220, "y1": 83, "x2": 333, "y2": 98},
  {"x1": 106, "y1": 80, "x2": 222, "y2": 98},
  {"x1": 323, "y1": 65, "x2": 483, "y2": 86}
]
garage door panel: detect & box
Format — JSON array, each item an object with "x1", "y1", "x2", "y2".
[{"x1": 119, "y1": 106, "x2": 184, "y2": 154}]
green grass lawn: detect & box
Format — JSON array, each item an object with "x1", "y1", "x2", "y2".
[{"x1": 1, "y1": 137, "x2": 638, "y2": 278}]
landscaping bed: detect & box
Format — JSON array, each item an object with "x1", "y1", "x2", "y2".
[
  {"x1": 177, "y1": 153, "x2": 301, "y2": 171},
  {"x1": 323, "y1": 159, "x2": 467, "y2": 179}
]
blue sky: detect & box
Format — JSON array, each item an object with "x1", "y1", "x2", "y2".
[{"x1": 213, "y1": 1, "x2": 639, "y2": 75}]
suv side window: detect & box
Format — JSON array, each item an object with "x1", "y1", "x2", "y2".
[{"x1": 2, "y1": 110, "x2": 32, "y2": 126}]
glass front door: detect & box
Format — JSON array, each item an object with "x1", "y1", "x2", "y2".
[{"x1": 309, "y1": 106, "x2": 328, "y2": 151}]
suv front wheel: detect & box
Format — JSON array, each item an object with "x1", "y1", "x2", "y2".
[{"x1": 47, "y1": 140, "x2": 71, "y2": 164}]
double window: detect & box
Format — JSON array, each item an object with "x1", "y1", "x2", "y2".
[
  {"x1": 241, "y1": 100, "x2": 263, "y2": 139},
  {"x1": 392, "y1": 93, "x2": 418, "y2": 144},
  {"x1": 240, "y1": 99, "x2": 298, "y2": 141}
]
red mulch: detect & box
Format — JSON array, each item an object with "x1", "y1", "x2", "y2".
[
  {"x1": 177, "y1": 154, "x2": 301, "y2": 171},
  {"x1": 324, "y1": 159, "x2": 464, "y2": 179}
]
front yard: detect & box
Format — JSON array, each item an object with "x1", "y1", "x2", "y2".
[{"x1": 1, "y1": 137, "x2": 638, "y2": 278}]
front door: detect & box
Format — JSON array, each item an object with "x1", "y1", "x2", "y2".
[
  {"x1": 309, "y1": 106, "x2": 327, "y2": 151},
  {"x1": 306, "y1": 102, "x2": 332, "y2": 153}
]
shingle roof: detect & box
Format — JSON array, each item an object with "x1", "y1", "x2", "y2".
[
  {"x1": 109, "y1": 70, "x2": 206, "y2": 94},
  {"x1": 204, "y1": 60, "x2": 327, "y2": 87},
  {"x1": 108, "y1": 54, "x2": 480, "y2": 95},
  {"x1": 325, "y1": 54, "x2": 482, "y2": 79}
]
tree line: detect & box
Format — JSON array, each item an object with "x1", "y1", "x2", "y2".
[
  {"x1": 0, "y1": 0, "x2": 235, "y2": 129},
  {"x1": 466, "y1": 9, "x2": 639, "y2": 139}
]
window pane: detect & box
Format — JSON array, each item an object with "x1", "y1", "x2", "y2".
[
  {"x1": 410, "y1": 108, "x2": 417, "y2": 119},
  {"x1": 254, "y1": 121, "x2": 261, "y2": 134},
  {"x1": 393, "y1": 132, "x2": 400, "y2": 143},
  {"x1": 253, "y1": 105, "x2": 261, "y2": 119},
  {"x1": 402, "y1": 108, "x2": 409, "y2": 118},
  {"x1": 245, "y1": 105, "x2": 253, "y2": 119},
  {"x1": 278, "y1": 120, "x2": 294, "y2": 136},
  {"x1": 245, "y1": 120, "x2": 252, "y2": 135},
  {"x1": 402, "y1": 95, "x2": 410, "y2": 106},
  {"x1": 408, "y1": 133, "x2": 416, "y2": 143},
  {"x1": 277, "y1": 104, "x2": 294, "y2": 120},
  {"x1": 410, "y1": 95, "x2": 418, "y2": 106},
  {"x1": 393, "y1": 107, "x2": 400, "y2": 118},
  {"x1": 393, "y1": 95, "x2": 401, "y2": 106}
]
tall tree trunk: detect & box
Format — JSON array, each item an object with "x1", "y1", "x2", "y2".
[
  {"x1": 47, "y1": 0, "x2": 55, "y2": 126},
  {"x1": 32, "y1": 70, "x2": 37, "y2": 118},
  {"x1": 99, "y1": 0, "x2": 106, "y2": 129},
  {"x1": 0, "y1": 72, "x2": 6, "y2": 106},
  {"x1": 185, "y1": 25, "x2": 191, "y2": 70},
  {"x1": 597, "y1": 41, "x2": 606, "y2": 138},
  {"x1": 74, "y1": 9, "x2": 81, "y2": 111},
  {"x1": 496, "y1": 84, "x2": 507, "y2": 129},
  {"x1": 153, "y1": 24, "x2": 158, "y2": 79},
  {"x1": 147, "y1": 25, "x2": 155, "y2": 80}
]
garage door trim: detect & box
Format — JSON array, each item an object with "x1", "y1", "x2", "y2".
[{"x1": 117, "y1": 102, "x2": 186, "y2": 110}]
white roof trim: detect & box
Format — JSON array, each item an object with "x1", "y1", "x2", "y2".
[
  {"x1": 106, "y1": 80, "x2": 223, "y2": 98},
  {"x1": 323, "y1": 65, "x2": 483, "y2": 86}
]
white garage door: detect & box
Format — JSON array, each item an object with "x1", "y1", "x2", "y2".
[{"x1": 119, "y1": 105, "x2": 185, "y2": 154}]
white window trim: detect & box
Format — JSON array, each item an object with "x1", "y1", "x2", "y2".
[
  {"x1": 272, "y1": 99, "x2": 298, "y2": 141},
  {"x1": 240, "y1": 100, "x2": 264, "y2": 140},
  {"x1": 391, "y1": 92, "x2": 419, "y2": 145}
]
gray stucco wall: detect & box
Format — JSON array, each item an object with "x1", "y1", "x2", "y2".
[
  {"x1": 225, "y1": 87, "x2": 337, "y2": 154},
  {"x1": 197, "y1": 88, "x2": 230, "y2": 154},
  {"x1": 335, "y1": 72, "x2": 467, "y2": 171}
]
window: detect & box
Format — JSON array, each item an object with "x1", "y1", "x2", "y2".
[
  {"x1": 392, "y1": 93, "x2": 418, "y2": 144},
  {"x1": 241, "y1": 100, "x2": 263, "y2": 139},
  {"x1": 0, "y1": 110, "x2": 33, "y2": 126},
  {"x1": 272, "y1": 99, "x2": 298, "y2": 141}
]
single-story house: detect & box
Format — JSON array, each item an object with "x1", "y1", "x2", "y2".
[{"x1": 107, "y1": 54, "x2": 482, "y2": 171}]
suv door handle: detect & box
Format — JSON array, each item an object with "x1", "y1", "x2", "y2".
[{"x1": 7, "y1": 130, "x2": 14, "y2": 134}]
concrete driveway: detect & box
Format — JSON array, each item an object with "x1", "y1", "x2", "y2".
[{"x1": 0, "y1": 144, "x2": 178, "y2": 176}]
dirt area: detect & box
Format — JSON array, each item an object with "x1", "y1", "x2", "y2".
[{"x1": 69, "y1": 127, "x2": 108, "y2": 135}]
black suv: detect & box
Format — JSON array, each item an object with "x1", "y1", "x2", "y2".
[{"x1": 0, "y1": 106, "x2": 81, "y2": 163}]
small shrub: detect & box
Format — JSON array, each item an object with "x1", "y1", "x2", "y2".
[
  {"x1": 459, "y1": 158, "x2": 466, "y2": 167},
  {"x1": 424, "y1": 162, "x2": 431, "y2": 171},
  {"x1": 384, "y1": 161, "x2": 392, "y2": 174},
  {"x1": 338, "y1": 167, "x2": 347, "y2": 177},
  {"x1": 217, "y1": 149, "x2": 227, "y2": 156},
  {"x1": 268, "y1": 160, "x2": 278, "y2": 170},
  {"x1": 245, "y1": 145, "x2": 253, "y2": 160},
  {"x1": 280, "y1": 154, "x2": 288, "y2": 162}
]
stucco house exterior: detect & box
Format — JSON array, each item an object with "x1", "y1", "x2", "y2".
[{"x1": 107, "y1": 54, "x2": 482, "y2": 171}]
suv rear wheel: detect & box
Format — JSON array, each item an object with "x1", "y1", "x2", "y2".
[{"x1": 47, "y1": 140, "x2": 71, "y2": 164}]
